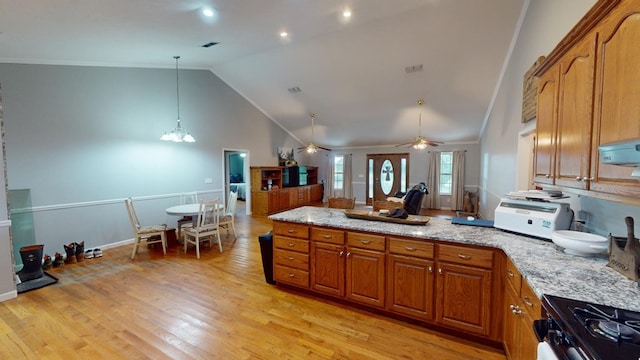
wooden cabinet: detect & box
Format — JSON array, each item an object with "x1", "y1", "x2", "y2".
[
  {"x1": 310, "y1": 227, "x2": 345, "y2": 296},
  {"x1": 533, "y1": 0, "x2": 640, "y2": 201},
  {"x1": 435, "y1": 244, "x2": 493, "y2": 337},
  {"x1": 589, "y1": 0, "x2": 640, "y2": 198},
  {"x1": 555, "y1": 34, "x2": 596, "y2": 189},
  {"x1": 533, "y1": 63, "x2": 559, "y2": 185},
  {"x1": 276, "y1": 222, "x2": 502, "y2": 342},
  {"x1": 387, "y1": 237, "x2": 435, "y2": 321},
  {"x1": 346, "y1": 232, "x2": 386, "y2": 308},
  {"x1": 273, "y1": 222, "x2": 310, "y2": 288},
  {"x1": 503, "y1": 256, "x2": 541, "y2": 360},
  {"x1": 310, "y1": 228, "x2": 386, "y2": 309},
  {"x1": 251, "y1": 165, "x2": 324, "y2": 215}
]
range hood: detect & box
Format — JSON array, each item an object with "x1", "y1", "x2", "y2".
[{"x1": 598, "y1": 138, "x2": 640, "y2": 177}]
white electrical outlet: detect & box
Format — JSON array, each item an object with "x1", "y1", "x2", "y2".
[{"x1": 204, "y1": 178, "x2": 213, "y2": 184}]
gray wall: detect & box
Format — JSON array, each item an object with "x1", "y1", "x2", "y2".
[
  {"x1": 481, "y1": 0, "x2": 640, "y2": 237},
  {"x1": 0, "y1": 63, "x2": 300, "y2": 299}
]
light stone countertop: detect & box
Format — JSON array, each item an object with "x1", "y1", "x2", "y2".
[{"x1": 269, "y1": 206, "x2": 640, "y2": 312}]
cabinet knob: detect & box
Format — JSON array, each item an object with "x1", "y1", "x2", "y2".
[
  {"x1": 507, "y1": 269, "x2": 514, "y2": 277},
  {"x1": 428, "y1": 266, "x2": 433, "y2": 273},
  {"x1": 438, "y1": 268, "x2": 443, "y2": 274}
]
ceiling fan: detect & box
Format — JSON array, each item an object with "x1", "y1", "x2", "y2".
[
  {"x1": 396, "y1": 99, "x2": 443, "y2": 149},
  {"x1": 297, "y1": 113, "x2": 332, "y2": 153}
]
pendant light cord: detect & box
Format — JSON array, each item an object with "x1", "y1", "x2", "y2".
[{"x1": 175, "y1": 56, "x2": 181, "y2": 122}]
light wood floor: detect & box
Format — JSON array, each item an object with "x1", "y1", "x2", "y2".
[{"x1": 0, "y1": 202, "x2": 505, "y2": 359}]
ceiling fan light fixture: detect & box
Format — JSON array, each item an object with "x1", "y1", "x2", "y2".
[{"x1": 297, "y1": 113, "x2": 332, "y2": 153}]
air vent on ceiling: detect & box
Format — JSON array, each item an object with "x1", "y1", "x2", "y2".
[
  {"x1": 288, "y1": 86, "x2": 302, "y2": 93},
  {"x1": 405, "y1": 64, "x2": 423, "y2": 73},
  {"x1": 201, "y1": 42, "x2": 220, "y2": 48}
]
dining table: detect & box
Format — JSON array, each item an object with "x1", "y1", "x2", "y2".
[{"x1": 165, "y1": 203, "x2": 224, "y2": 239}]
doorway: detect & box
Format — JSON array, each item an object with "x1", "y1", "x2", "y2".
[
  {"x1": 223, "y1": 149, "x2": 250, "y2": 215},
  {"x1": 366, "y1": 153, "x2": 409, "y2": 206}
]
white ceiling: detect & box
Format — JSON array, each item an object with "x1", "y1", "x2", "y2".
[{"x1": 0, "y1": 0, "x2": 525, "y2": 149}]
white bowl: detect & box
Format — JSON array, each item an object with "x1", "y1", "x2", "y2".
[{"x1": 551, "y1": 230, "x2": 609, "y2": 256}]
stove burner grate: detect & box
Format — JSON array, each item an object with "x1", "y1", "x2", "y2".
[{"x1": 574, "y1": 304, "x2": 640, "y2": 344}]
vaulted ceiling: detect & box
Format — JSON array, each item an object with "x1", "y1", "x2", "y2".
[{"x1": 0, "y1": 0, "x2": 525, "y2": 149}]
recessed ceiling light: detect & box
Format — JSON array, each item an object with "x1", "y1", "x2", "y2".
[
  {"x1": 343, "y1": 10, "x2": 352, "y2": 18},
  {"x1": 280, "y1": 31, "x2": 288, "y2": 38},
  {"x1": 202, "y1": 8, "x2": 214, "y2": 17}
]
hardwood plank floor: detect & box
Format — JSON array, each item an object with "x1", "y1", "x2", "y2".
[{"x1": 0, "y1": 202, "x2": 505, "y2": 359}]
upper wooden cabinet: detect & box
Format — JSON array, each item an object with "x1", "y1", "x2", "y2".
[{"x1": 534, "y1": 0, "x2": 640, "y2": 201}]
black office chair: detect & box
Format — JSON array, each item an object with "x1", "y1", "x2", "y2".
[{"x1": 403, "y1": 182, "x2": 428, "y2": 215}]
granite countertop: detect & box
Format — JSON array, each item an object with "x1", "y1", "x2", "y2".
[{"x1": 269, "y1": 206, "x2": 640, "y2": 312}]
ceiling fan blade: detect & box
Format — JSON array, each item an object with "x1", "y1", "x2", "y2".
[
  {"x1": 318, "y1": 146, "x2": 332, "y2": 151},
  {"x1": 395, "y1": 142, "x2": 412, "y2": 147}
]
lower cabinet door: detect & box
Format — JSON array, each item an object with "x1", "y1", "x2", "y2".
[
  {"x1": 387, "y1": 254, "x2": 434, "y2": 321},
  {"x1": 346, "y1": 247, "x2": 385, "y2": 308},
  {"x1": 311, "y1": 241, "x2": 345, "y2": 297},
  {"x1": 436, "y1": 262, "x2": 492, "y2": 336}
]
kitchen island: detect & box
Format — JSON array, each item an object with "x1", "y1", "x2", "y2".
[{"x1": 269, "y1": 206, "x2": 640, "y2": 313}]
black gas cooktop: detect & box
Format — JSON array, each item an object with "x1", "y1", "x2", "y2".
[{"x1": 541, "y1": 294, "x2": 640, "y2": 359}]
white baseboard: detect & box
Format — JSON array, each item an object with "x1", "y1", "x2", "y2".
[{"x1": 0, "y1": 290, "x2": 17, "y2": 302}]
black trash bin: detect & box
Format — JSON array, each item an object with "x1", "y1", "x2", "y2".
[{"x1": 258, "y1": 231, "x2": 276, "y2": 284}]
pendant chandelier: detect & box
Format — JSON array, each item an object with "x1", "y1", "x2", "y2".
[{"x1": 161, "y1": 56, "x2": 195, "y2": 143}]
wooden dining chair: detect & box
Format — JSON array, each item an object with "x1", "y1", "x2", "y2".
[
  {"x1": 176, "y1": 192, "x2": 198, "y2": 239},
  {"x1": 327, "y1": 197, "x2": 356, "y2": 209},
  {"x1": 183, "y1": 198, "x2": 221, "y2": 259},
  {"x1": 125, "y1": 197, "x2": 167, "y2": 260},
  {"x1": 219, "y1": 191, "x2": 238, "y2": 239}
]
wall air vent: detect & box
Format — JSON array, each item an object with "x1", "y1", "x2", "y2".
[
  {"x1": 405, "y1": 64, "x2": 423, "y2": 73},
  {"x1": 201, "y1": 42, "x2": 219, "y2": 48},
  {"x1": 288, "y1": 86, "x2": 302, "y2": 93}
]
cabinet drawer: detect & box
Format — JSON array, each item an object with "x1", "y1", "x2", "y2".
[
  {"x1": 273, "y1": 222, "x2": 309, "y2": 239},
  {"x1": 274, "y1": 248, "x2": 309, "y2": 270},
  {"x1": 520, "y1": 280, "x2": 541, "y2": 320},
  {"x1": 274, "y1": 265, "x2": 309, "y2": 288},
  {"x1": 274, "y1": 235, "x2": 309, "y2": 253},
  {"x1": 438, "y1": 244, "x2": 493, "y2": 269},
  {"x1": 505, "y1": 257, "x2": 522, "y2": 294},
  {"x1": 347, "y1": 232, "x2": 386, "y2": 251},
  {"x1": 388, "y1": 237, "x2": 434, "y2": 259},
  {"x1": 311, "y1": 227, "x2": 345, "y2": 245}
]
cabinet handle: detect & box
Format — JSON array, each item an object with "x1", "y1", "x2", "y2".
[
  {"x1": 404, "y1": 247, "x2": 417, "y2": 252},
  {"x1": 287, "y1": 242, "x2": 295, "y2": 247},
  {"x1": 359, "y1": 239, "x2": 371, "y2": 244},
  {"x1": 457, "y1": 254, "x2": 471, "y2": 260},
  {"x1": 347, "y1": 252, "x2": 351, "y2": 257},
  {"x1": 287, "y1": 256, "x2": 294, "y2": 261},
  {"x1": 507, "y1": 269, "x2": 514, "y2": 277},
  {"x1": 287, "y1": 229, "x2": 297, "y2": 234},
  {"x1": 575, "y1": 176, "x2": 582, "y2": 181},
  {"x1": 322, "y1": 234, "x2": 332, "y2": 239},
  {"x1": 586, "y1": 177, "x2": 594, "y2": 181},
  {"x1": 523, "y1": 296, "x2": 535, "y2": 307},
  {"x1": 438, "y1": 268, "x2": 442, "y2": 274},
  {"x1": 428, "y1": 266, "x2": 433, "y2": 273},
  {"x1": 545, "y1": 174, "x2": 550, "y2": 178},
  {"x1": 511, "y1": 305, "x2": 522, "y2": 315},
  {"x1": 288, "y1": 273, "x2": 295, "y2": 278},
  {"x1": 339, "y1": 251, "x2": 344, "y2": 257}
]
